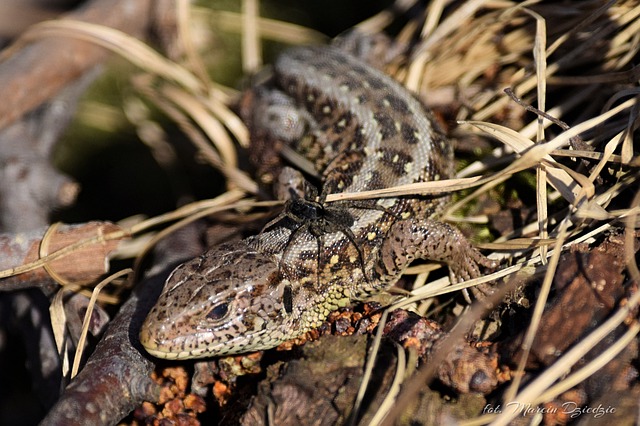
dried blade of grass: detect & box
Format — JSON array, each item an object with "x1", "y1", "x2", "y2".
[
  {"x1": 527, "y1": 8, "x2": 549, "y2": 262},
  {"x1": 603, "y1": 90, "x2": 640, "y2": 153},
  {"x1": 25, "y1": 15, "x2": 248, "y2": 150},
  {"x1": 500, "y1": 214, "x2": 571, "y2": 407},
  {"x1": 355, "y1": 0, "x2": 418, "y2": 34},
  {"x1": 455, "y1": 146, "x2": 514, "y2": 179},
  {"x1": 542, "y1": 2, "x2": 628, "y2": 72},
  {"x1": 529, "y1": 7, "x2": 547, "y2": 133},
  {"x1": 420, "y1": 0, "x2": 446, "y2": 38},
  {"x1": 533, "y1": 321, "x2": 640, "y2": 407},
  {"x1": 599, "y1": 206, "x2": 640, "y2": 221},
  {"x1": 496, "y1": 212, "x2": 613, "y2": 262},
  {"x1": 36, "y1": 222, "x2": 121, "y2": 303},
  {"x1": 548, "y1": 64, "x2": 640, "y2": 86},
  {"x1": 126, "y1": 190, "x2": 257, "y2": 233},
  {"x1": 131, "y1": 196, "x2": 280, "y2": 275},
  {"x1": 206, "y1": 94, "x2": 250, "y2": 148},
  {"x1": 241, "y1": 0, "x2": 261, "y2": 73},
  {"x1": 462, "y1": 121, "x2": 586, "y2": 206},
  {"x1": 280, "y1": 145, "x2": 320, "y2": 178},
  {"x1": 428, "y1": 219, "x2": 620, "y2": 304},
  {"x1": 161, "y1": 85, "x2": 237, "y2": 169},
  {"x1": 177, "y1": 0, "x2": 212, "y2": 91},
  {"x1": 133, "y1": 78, "x2": 255, "y2": 192},
  {"x1": 201, "y1": 8, "x2": 326, "y2": 45},
  {"x1": 463, "y1": 314, "x2": 640, "y2": 426},
  {"x1": 326, "y1": 176, "x2": 484, "y2": 202},
  {"x1": 50, "y1": 287, "x2": 72, "y2": 378},
  {"x1": 355, "y1": 257, "x2": 454, "y2": 425},
  {"x1": 407, "y1": 269, "x2": 430, "y2": 289},
  {"x1": 474, "y1": 3, "x2": 623, "y2": 121},
  {"x1": 40, "y1": 223, "x2": 72, "y2": 287},
  {"x1": 482, "y1": 237, "x2": 555, "y2": 250},
  {"x1": 350, "y1": 308, "x2": 390, "y2": 426},
  {"x1": 550, "y1": 148, "x2": 624, "y2": 164},
  {"x1": 468, "y1": 118, "x2": 537, "y2": 154},
  {"x1": 1, "y1": 193, "x2": 276, "y2": 282},
  {"x1": 541, "y1": 159, "x2": 595, "y2": 200},
  {"x1": 177, "y1": 30, "x2": 246, "y2": 142},
  {"x1": 609, "y1": 3, "x2": 640, "y2": 55},
  {"x1": 409, "y1": 262, "x2": 525, "y2": 302},
  {"x1": 160, "y1": 85, "x2": 251, "y2": 191},
  {"x1": 405, "y1": 0, "x2": 488, "y2": 90},
  {"x1": 76, "y1": 101, "x2": 126, "y2": 133},
  {"x1": 368, "y1": 343, "x2": 406, "y2": 426},
  {"x1": 621, "y1": 97, "x2": 640, "y2": 164},
  {"x1": 403, "y1": 264, "x2": 439, "y2": 277},
  {"x1": 452, "y1": 96, "x2": 636, "y2": 215},
  {"x1": 496, "y1": 168, "x2": 634, "y2": 245},
  {"x1": 547, "y1": 164, "x2": 595, "y2": 205},
  {"x1": 71, "y1": 268, "x2": 132, "y2": 379},
  {"x1": 417, "y1": 0, "x2": 495, "y2": 53},
  {"x1": 543, "y1": 0, "x2": 615, "y2": 59},
  {"x1": 23, "y1": 20, "x2": 204, "y2": 92}
]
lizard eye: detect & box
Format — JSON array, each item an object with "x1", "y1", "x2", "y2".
[{"x1": 206, "y1": 303, "x2": 229, "y2": 321}]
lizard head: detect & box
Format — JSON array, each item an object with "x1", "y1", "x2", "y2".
[{"x1": 140, "y1": 242, "x2": 296, "y2": 359}]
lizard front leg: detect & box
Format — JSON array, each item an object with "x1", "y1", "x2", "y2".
[{"x1": 373, "y1": 218, "x2": 496, "y2": 291}]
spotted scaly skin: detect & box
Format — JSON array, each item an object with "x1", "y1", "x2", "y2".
[{"x1": 140, "y1": 44, "x2": 496, "y2": 359}]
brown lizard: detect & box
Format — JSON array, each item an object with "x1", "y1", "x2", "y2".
[{"x1": 140, "y1": 38, "x2": 496, "y2": 359}]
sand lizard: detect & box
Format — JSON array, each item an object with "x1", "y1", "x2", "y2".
[{"x1": 140, "y1": 39, "x2": 495, "y2": 359}]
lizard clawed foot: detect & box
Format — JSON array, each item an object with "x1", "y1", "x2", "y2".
[{"x1": 448, "y1": 246, "x2": 498, "y2": 303}]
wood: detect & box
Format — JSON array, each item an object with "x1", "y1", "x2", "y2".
[{"x1": 0, "y1": 221, "x2": 127, "y2": 291}]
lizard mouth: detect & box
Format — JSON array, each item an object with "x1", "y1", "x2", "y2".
[
  {"x1": 141, "y1": 344, "x2": 187, "y2": 360},
  {"x1": 139, "y1": 323, "x2": 271, "y2": 360}
]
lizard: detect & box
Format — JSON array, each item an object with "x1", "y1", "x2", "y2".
[{"x1": 139, "y1": 36, "x2": 496, "y2": 360}]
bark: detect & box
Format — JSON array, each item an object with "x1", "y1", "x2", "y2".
[
  {"x1": 0, "y1": 221, "x2": 126, "y2": 293},
  {"x1": 42, "y1": 223, "x2": 207, "y2": 426},
  {"x1": 40, "y1": 270, "x2": 163, "y2": 426}
]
